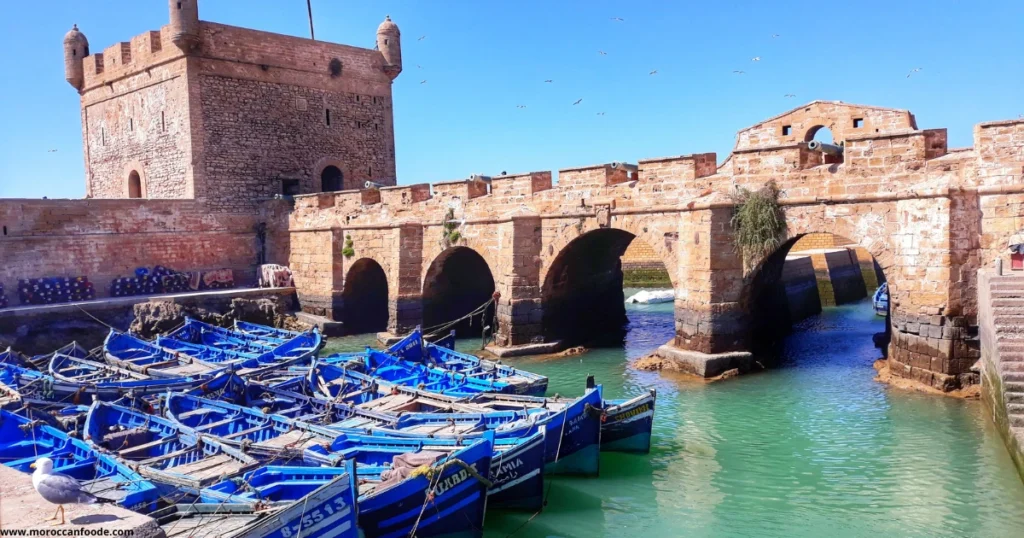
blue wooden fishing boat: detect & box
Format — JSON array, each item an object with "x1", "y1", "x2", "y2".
[
  {"x1": 166, "y1": 317, "x2": 302, "y2": 354},
  {"x1": 28, "y1": 342, "x2": 94, "y2": 371},
  {"x1": 234, "y1": 320, "x2": 302, "y2": 341},
  {"x1": 0, "y1": 361, "x2": 210, "y2": 404},
  {"x1": 309, "y1": 363, "x2": 602, "y2": 475},
  {"x1": 154, "y1": 469, "x2": 359, "y2": 538},
  {"x1": 0, "y1": 409, "x2": 162, "y2": 512},
  {"x1": 84, "y1": 400, "x2": 260, "y2": 491},
  {"x1": 106, "y1": 329, "x2": 320, "y2": 377},
  {"x1": 165, "y1": 391, "x2": 548, "y2": 511},
  {"x1": 386, "y1": 329, "x2": 548, "y2": 395},
  {"x1": 0, "y1": 347, "x2": 31, "y2": 368},
  {"x1": 873, "y1": 282, "x2": 889, "y2": 316},
  {"x1": 599, "y1": 390, "x2": 656, "y2": 453},
  {"x1": 206, "y1": 435, "x2": 494, "y2": 538},
  {"x1": 320, "y1": 349, "x2": 522, "y2": 397}
]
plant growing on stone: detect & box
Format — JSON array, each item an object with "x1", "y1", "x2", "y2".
[
  {"x1": 731, "y1": 180, "x2": 786, "y2": 271},
  {"x1": 442, "y1": 207, "x2": 462, "y2": 247},
  {"x1": 342, "y1": 234, "x2": 355, "y2": 258}
]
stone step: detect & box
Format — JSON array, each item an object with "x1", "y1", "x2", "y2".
[
  {"x1": 993, "y1": 306, "x2": 1024, "y2": 316},
  {"x1": 1007, "y1": 391, "x2": 1024, "y2": 403},
  {"x1": 1006, "y1": 382, "x2": 1024, "y2": 393},
  {"x1": 1007, "y1": 403, "x2": 1024, "y2": 415},
  {"x1": 993, "y1": 298, "x2": 1024, "y2": 308},
  {"x1": 997, "y1": 341, "x2": 1024, "y2": 351},
  {"x1": 1001, "y1": 361, "x2": 1024, "y2": 372},
  {"x1": 991, "y1": 291, "x2": 1024, "y2": 299},
  {"x1": 987, "y1": 276, "x2": 1024, "y2": 284},
  {"x1": 1011, "y1": 413, "x2": 1024, "y2": 428},
  {"x1": 1004, "y1": 372, "x2": 1024, "y2": 383},
  {"x1": 1013, "y1": 427, "x2": 1024, "y2": 446}
]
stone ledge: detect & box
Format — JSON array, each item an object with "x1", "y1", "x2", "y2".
[
  {"x1": 0, "y1": 465, "x2": 164, "y2": 536},
  {"x1": 294, "y1": 311, "x2": 344, "y2": 337},
  {"x1": 649, "y1": 344, "x2": 754, "y2": 378},
  {"x1": 485, "y1": 341, "x2": 564, "y2": 358}
]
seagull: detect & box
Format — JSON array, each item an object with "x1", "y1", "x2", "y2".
[
  {"x1": 572, "y1": 98, "x2": 583, "y2": 105},
  {"x1": 598, "y1": 50, "x2": 607, "y2": 56},
  {"x1": 751, "y1": 56, "x2": 761, "y2": 62},
  {"x1": 784, "y1": 94, "x2": 796, "y2": 98},
  {"x1": 47, "y1": 149, "x2": 58, "y2": 153},
  {"x1": 732, "y1": 70, "x2": 745, "y2": 74},
  {"x1": 597, "y1": 112, "x2": 605, "y2": 116},
  {"x1": 31, "y1": 457, "x2": 106, "y2": 525},
  {"x1": 416, "y1": 64, "x2": 422, "y2": 69},
  {"x1": 611, "y1": 17, "x2": 624, "y2": 22},
  {"x1": 907, "y1": 67, "x2": 922, "y2": 78},
  {"x1": 772, "y1": 34, "x2": 780, "y2": 38},
  {"x1": 544, "y1": 79, "x2": 553, "y2": 83},
  {"x1": 516, "y1": 105, "x2": 527, "y2": 109},
  {"x1": 420, "y1": 80, "x2": 427, "y2": 84},
  {"x1": 417, "y1": 35, "x2": 426, "y2": 41},
  {"x1": 649, "y1": 70, "x2": 658, "y2": 75}
]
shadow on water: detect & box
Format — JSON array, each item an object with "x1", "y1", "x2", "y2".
[{"x1": 324, "y1": 297, "x2": 1024, "y2": 537}]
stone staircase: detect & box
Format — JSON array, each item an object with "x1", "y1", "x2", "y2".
[{"x1": 988, "y1": 275, "x2": 1024, "y2": 444}]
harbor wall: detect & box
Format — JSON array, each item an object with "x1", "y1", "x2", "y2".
[{"x1": 0, "y1": 199, "x2": 260, "y2": 304}]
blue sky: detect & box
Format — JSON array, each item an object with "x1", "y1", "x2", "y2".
[{"x1": 1, "y1": 0, "x2": 1021, "y2": 199}]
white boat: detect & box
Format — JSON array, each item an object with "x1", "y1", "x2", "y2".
[{"x1": 625, "y1": 289, "x2": 675, "y2": 304}]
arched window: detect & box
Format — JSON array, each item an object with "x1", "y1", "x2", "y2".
[
  {"x1": 128, "y1": 171, "x2": 142, "y2": 198},
  {"x1": 321, "y1": 165, "x2": 343, "y2": 192}
]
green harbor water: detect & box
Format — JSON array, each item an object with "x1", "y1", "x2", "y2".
[{"x1": 322, "y1": 293, "x2": 1024, "y2": 538}]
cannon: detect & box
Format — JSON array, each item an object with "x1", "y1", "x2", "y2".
[
  {"x1": 610, "y1": 161, "x2": 639, "y2": 173},
  {"x1": 364, "y1": 180, "x2": 384, "y2": 189},
  {"x1": 807, "y1": 140, "x2": 844, "y2": 157},
  {"x1": 468, "y1": 174, "x2": 492, "y2": 183}
]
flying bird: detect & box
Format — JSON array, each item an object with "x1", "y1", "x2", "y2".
[
  {"x1": 649, "y1": 70, "x2": 658, "y2": 75},
  {"x1": 732, "y1": 70, "x2": 745, "y2": 74},
  {"x1": 544, "y1": 79, "x2": 553, "y2": 83},
  {"x1": 47, "y1": 149, "x2": 58, "y2": 153},
  {"x1": 572, "y1": 98, "x2": 583, "y2": 106},
  {"x1": 772, "y1": 34, "x2": 780, "y2": 38},
  {"x1": 751, "y1": 56, "x2": 761, "y2": 62},
  {"x1": 420, "y1": 80, "x2": 427, "y2": 84},
  {"x1": 907, "y1": 67, "x2": 922, "y2": 78},
  {"x1": 611, "y1": 17, "x2": 624, "y2": 22},
  {"x1": 597, "y1": 112, "x2": 606, "y2": 116},
  {"x1": 417, "y1": 35, "x2": 426, "y2": 41},
  {"x1": 31, "y1": 457, "x2": 107, "y2": 525},
  {"x1": 598, "y1": 50, "x2": 608, "y2": 55},
  {"x1": 416, "y1": 64, "x2": 422, "y2": 69},
  {"x1": 516, "y1": 105, "x2": 527, "y2": 109},
  {"x1": 784, "y1": 94, "x2": 796, "y2": 98}
]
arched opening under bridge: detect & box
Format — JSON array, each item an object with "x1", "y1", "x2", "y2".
[
  {"x1": 341, "y1": 258, "x2": 389, "y2": 334},
  {"x1": 744, "y1": 232, "x2": 890, "y2": 360},
  {"x1": 542, "y1": 228, "x2": 674, "y2": 348},
  {"x1": 422, "y1": 247, "x2": 496, "y2": 338}
]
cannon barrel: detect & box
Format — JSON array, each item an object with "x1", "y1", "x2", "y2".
[
  {"x1": 807, "y1": 140, "x2": 844, "y2": 157},
  {"x1": 364, "y1": 181, "x2": 384, "y2": 189},
  {"x1": 610, "y1": 161, "x2": 639, "y2": 173},
  {"x1": 468, "y1": 174, "x2": 492, "y2": 183}
]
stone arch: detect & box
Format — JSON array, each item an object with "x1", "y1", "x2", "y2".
[
  {"x1": 422, "y1": 246, "x2": 496, "y2": 337},
  {"x1": 740, "y1": 209, "x2": 895, "y2": 353},
  {"x1": 342, "y1": 257, "x2": 389, "y2": 334},
  {"x1": 540, "y1": 224, "x2": 676, "y2": 345},
  {"x1": 321, "y1": 166, "x2": 343, "y2": 192},
  {"x1": 122, "y1": 162, "x2": 146, "y2": 198},
  {"x1": 312, "y1": 158, "x2": 355, "y2": 192}
]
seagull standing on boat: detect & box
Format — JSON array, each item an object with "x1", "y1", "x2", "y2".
[{"x1": 31, "y1": 457, "x2": 104, "y2": 525}]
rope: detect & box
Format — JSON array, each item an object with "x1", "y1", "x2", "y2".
[
  {"x1": 74, "y1": 305, "x2": 119, "y2": 331},
  {"x1": 408, "y1": 456, "x2": 493, "y2": 536}
]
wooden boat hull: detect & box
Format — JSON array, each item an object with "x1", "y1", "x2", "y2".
[{"x1": 600, "y1": 390, "x2": 656, "y2": 453}]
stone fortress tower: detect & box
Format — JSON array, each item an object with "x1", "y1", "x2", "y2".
[{"x1": 64, "y1": 0, "x2": 401, "y2": 212}]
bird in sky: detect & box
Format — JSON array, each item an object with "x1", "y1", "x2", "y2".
[
  {"x1": 649, "y1": 70, "x2": 658, "y2": 75},
  {"x1": 544, "y1": 79, "x2": 553, "y2": 83},
  {"x1": 417, "y1": 35, "x2": 426, "y2": 41},
  {"x1": 416, "y1": 64, "x2": 422, "y2": 69},
  {"x1": 907, "y1": 67, "x2": 922, "y2": 78},
  {"x1": 772, "y1": 33, "x2": 780, "y2": 38},
  {"x1": 420, "y1": 80, "x2": 427, "y2": 84},
  {"x1": 611, "y1": 17, "x2": 624, "y2": 22},
  {"x1": 31, "y1": 457, "x2": 107, "y2": 525},
  {"x1": 751, "y1": 56, "x2": 761, "y2": 62},
  {"x1": 516, "y1": 105, "x2": 527, "y2": 109},
  {"x1": 784, "y1": 94, "x2": 796, "y2": 98},
  {"x1": 47, "y1": 149, "x2": 58, "y2": 153},
  {"x1": 733, "y1": 70, "x2": 745, "y2": 74},
  {"x1": 597, "y1": 112, "x2": 606, "y2": 116},
  {"x1": 573, "y1": 98, "x2": 583, "y2": 105},
  {"x1": 598, "y1": 50, "x2": 608, "y2": 55}
]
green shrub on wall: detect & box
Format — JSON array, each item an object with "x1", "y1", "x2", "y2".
[
  {"x1": 731, "y1": 180, "x2": 787, "y2": 271},
  {"x1": 442, "y1": 208, "x2": 462, "y2": 247},
  {"x1": 342, "y1": 234, "x2": 355, "y2": 258}
]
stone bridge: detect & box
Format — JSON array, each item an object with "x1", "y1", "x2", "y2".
[{"x1": 285, "y1": 101, "x2": 1024, "y2": 391}]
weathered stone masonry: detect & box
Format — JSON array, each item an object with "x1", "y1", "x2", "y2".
[{"x1": 287, "y1": 101, "x2": 1024, "y2": 391}]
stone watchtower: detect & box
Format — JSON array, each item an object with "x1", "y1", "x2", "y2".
[{"x1": 65, "y1": 0, "x2": 401, "y2": 212}]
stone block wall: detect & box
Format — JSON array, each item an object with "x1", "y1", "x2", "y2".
[{"x1": 0, "y1": 199, "x2": 259, "y2": 302}]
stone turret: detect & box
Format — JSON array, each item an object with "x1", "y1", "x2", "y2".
[
  {"x1": 169, "y1": 0, "x2": 201, "y2": 52},
  {"x1": 63, "y1": 24, "x2": 89, "y2": 91},
  {"x1": 377, "y1": 15, "x2": 402, "y2": 80}
]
